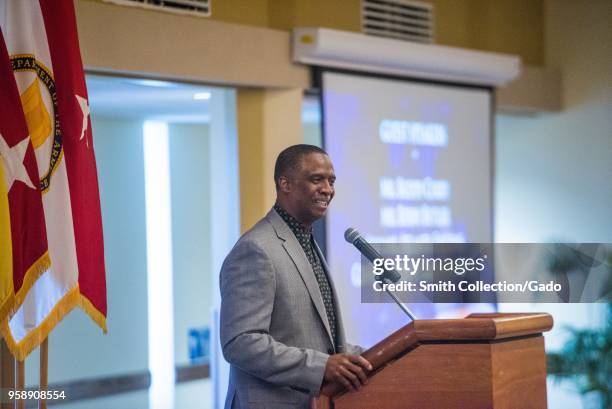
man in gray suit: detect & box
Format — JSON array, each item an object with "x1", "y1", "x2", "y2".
[{"x1": 220, "y1": 144, "x2": 372, "y2": 409}]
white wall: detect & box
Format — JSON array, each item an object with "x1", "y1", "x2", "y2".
[
  {"x1": 169, "y1": 122, "x2": 216, "y2": 408},
  {"x1": 169, "y1": 123, "x2": 213, "y2": 367}
]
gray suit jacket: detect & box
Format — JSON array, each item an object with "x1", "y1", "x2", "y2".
[{"x1": 220, "y1": 209, "x2": 360, "y2": 409}]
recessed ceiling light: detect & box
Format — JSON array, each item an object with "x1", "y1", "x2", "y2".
[
  {"x1": 126, "y1": 79, "x2": 177, "y2": 88},
  {"x1": 193, "y1": 92, "x2": 211, "y2": 100}
]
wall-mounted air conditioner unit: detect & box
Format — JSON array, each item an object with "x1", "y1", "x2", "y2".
[{"x1": 293, "y1": 27, "x2": 521, "y2": 87}]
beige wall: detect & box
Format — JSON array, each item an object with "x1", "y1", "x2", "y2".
[
  {"x1": 497, "y1": 65, "x2": 561, "y2": 113},
  {"x1": 76, "y1": 0, "x2": 308, "y2": 89},
  {"x1": 211, "y1": 0, "x2": 269, "y2": 27},
  {"x1": 205, "y1": 0, "x2": 545, "y2": 66},
  {"x1": 268, "y1": 0, "x2": 361, "y2": 32},
  {"x1": 236, "y1": 89, "x2": 304, "y2": 232},
  {"x1": 77, "y1": 0, "x2": 554, "y2": 111},
  {"x1": 77, "y1": 0, "x2": 555, "y2": 110},
  {"x1": 430, "y1": 0, "x2": 544, "y2": 65}
]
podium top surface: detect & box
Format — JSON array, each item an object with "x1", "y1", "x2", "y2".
[
  {"x1": 414, "y1": 312, "x2": 554, "y2": 341},
  {"x1": 362, "y1": 313, "x2": 553, "y2": 366}
]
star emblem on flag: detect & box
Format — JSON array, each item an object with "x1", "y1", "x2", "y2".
[
  {"x1": 76, "y1": 94, "x2": 90, "y2": 148},
  {"x1": 0, "y1": 133, "x2": 35, "y2": 191}
]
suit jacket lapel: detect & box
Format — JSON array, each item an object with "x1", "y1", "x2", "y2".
[{"x1": 266, "y1": 210, "x2": 334, "y2": 346}]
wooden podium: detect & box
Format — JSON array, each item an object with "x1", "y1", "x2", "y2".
[{"x1": 312, "y1": 313, "x2": 553, "y2": 409}]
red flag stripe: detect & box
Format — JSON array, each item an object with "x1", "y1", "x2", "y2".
[{"x1": 39, "y1": 0, "x2": 107, "y2": 320}]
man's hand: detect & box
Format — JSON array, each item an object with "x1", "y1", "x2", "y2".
[{"x1": 323, "y1": 353, "x2": 373, "y2": 392}]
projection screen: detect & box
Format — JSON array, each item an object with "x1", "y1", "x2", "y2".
[{"x1": 321, "y1": 71, "x2": 494, "y2": 347}]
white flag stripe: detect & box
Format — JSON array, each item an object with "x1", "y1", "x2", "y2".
[
  {"x1": 1, "y1": 0, "x2": 51, "y2": 90},
  {"x1": 0, "y1": 0, "x2": 54, "y2": 178},
  {"x1": 9, "y1": 159, "x2": 79, "y2": 342}
]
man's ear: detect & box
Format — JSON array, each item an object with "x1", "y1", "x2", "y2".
[{"x1": 278, "y1": 176, "x2": 291, "y2": 193}]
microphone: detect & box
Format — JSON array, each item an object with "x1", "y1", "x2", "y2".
[
  {"x1": 344, "y1": 228, "x2": 401, "y2": 282},
  {"x1": 344, "y1": 227, "x2": 416, "y2": 321}
]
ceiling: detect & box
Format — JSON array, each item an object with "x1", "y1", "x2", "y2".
[
  {"x1": 86, "y1": 74, "x2": 215, "y2": 123},
  {"x1": 86, "y1": 74, "x2": 321, "y2": 124}
]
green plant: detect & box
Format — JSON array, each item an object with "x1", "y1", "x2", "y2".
[{"x1": 547, "y1": 304, "x2": 612, "y2": 408}]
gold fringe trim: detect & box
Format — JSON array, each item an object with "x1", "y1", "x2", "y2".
[
  {"x1": 1, "y1": 286, "x2": 80, "y2": 361},
  {"x1": 0, "y1": 251, "x2": 51, "y2": 324},
  {"x1": 0, "y1": 296, "x2": 15, "y2": 326},
  {"x1": 0, "y1": 284, "x2": 107, "y2": 361},
  {"x1": 79, "y1": 293, "x2": 107, "y2": 333}
]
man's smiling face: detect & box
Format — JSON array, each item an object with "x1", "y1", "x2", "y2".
[{"x1": 279, "y1": 152, "x2": 335, "y2": 227}]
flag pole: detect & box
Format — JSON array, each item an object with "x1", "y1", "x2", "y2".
[
  {"x1": 0, "y1": 337, "x2": 15, "y2": 409},
  {"x1": 16, "y1": 359, "x2": 24, "y2": 409},
  {"x1": 40, "y1": 338, "x2": 48, "y2": 409}
]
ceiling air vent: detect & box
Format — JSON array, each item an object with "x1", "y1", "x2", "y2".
[
  {"x1": 362, "y1": 0, "x2": 434, "y2": 43},
  {"x1": 103, "y1": 0, "x2": 211, "y2": 17}
]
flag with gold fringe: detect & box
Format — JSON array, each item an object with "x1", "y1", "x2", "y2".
[{"x1": 0, "y1": 0, "x2": 107, "y2": 361}]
